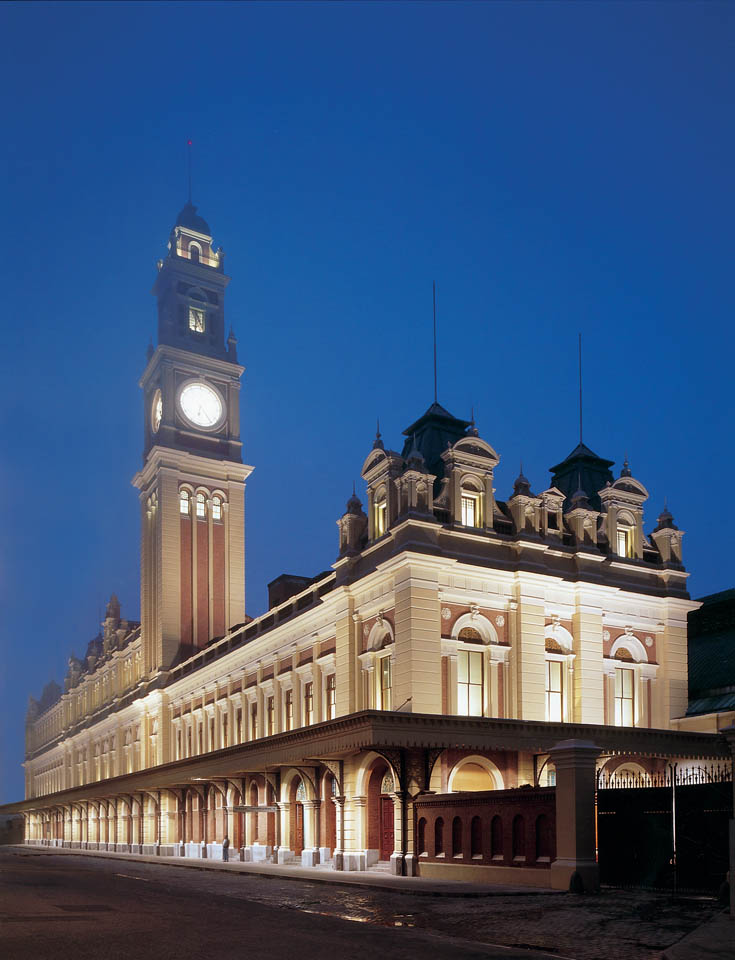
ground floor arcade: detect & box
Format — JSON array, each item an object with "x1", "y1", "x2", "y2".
[{"x1": 15, "y1": 711, "x2": 733, "y2": 892}]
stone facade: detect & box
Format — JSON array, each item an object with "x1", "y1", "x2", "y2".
[{"x1": 16, "y1": 203, "x2": 731, "y2": 890}]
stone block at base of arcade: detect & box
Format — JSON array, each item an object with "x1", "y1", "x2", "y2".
[
  {"x1": 277, "y1": 847, "x2": 295, "y2": 864},
  {"x1": 301, "y1": 848, "x2": 319, "y2": 867},
  {"x1": 389, "y1": 852, "x2": 404, "y2": 876},
  {"x1": 317, "y1": 846, "x2": 332, "y2": 864}
]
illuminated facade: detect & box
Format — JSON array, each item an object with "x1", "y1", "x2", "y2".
[{"x1": 19, "y1": 204, "x2": 728, "y2": 890}]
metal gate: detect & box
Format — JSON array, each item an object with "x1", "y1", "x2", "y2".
[{"x1": 597, "y1": 763, "x2": 732, "y2": 893}]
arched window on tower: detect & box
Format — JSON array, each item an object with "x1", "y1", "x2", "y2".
[
  {"x1": 189, "y1": 241, "x2": 201, "y2": 264},
  {"x1": 180, "y1": 489, "x2": 190, "y2": 515},
  {"x1": 616, "y1": 512, "x2": 635, "y2": 558},
  {"x1": 196, "y1": 493, "x2": 206, "y2": 519},
  {"x1": 212, "y1": 496, "x2": 222, "y2": 521}
]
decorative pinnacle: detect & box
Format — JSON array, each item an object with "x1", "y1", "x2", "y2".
[{"x1": 373, "y1": 417, "x2": 384, "y2": 450}]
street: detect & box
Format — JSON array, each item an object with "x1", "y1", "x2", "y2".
[{"x1": 0, "y1": 849, "x2": 722, "y2": 960}]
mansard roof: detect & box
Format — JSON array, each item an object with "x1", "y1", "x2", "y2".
[
  {"x1": 401, "y1": 402, "x2": 472, "y2": 481},
  {"x1": 549, "y1": 441, "x2": 615, "y2": 511}
]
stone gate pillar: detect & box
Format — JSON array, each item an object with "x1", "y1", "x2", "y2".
[{"x1": 548, "y1": 739, "x2": 602, "y2": 893}]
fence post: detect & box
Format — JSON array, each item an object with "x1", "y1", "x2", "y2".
[{"x1": 548, "y1": 739, "x2": 602, "y2": 893}]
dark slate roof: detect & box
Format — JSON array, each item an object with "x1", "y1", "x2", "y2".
[
  {"x1": 549, "y1": 442, "x2": 615, "y2": 511},
  {"x1": 401, "y1": 402, "x2": 471, "y2": 484},
  {"x1": 686, "y1": 589, "x2": 735, "y2": 713},
  {"x1": 175, "y1": 202, "x2": 211, "y2": 236}
]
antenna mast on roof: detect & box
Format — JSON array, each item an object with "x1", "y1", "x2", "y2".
[
  {"x1": 187, "y1": 139, "x2": 193, "y2": 204},
  {"x1": 578, "y1": 332, "x2": 583, "y2": 445},
  {"x1": 433, "y1": 281, "x2": 438, "y2": 404}
]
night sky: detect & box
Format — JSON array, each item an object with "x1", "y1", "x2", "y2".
[{"x1": 1, "y1": 2, "x2": 733, "y2": 803}]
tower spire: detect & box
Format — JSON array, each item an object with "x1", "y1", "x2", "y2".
[
  {"x1": 578, "y1": 332, "x2": 583, "y2": 445},
  {"x1": 187, "y1": 139, "x2": 193, "y2": 204},
  {"x1": 433, "y1": 281, "x2": 438, "y2": 404}
]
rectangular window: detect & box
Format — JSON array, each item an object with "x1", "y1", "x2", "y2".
[
  {"x1": 198, "y1": 723, "x2": 203, "y2": 754},
  {"x1": 189, "y1": 306, "x2": 205, "y2": 333},
  {"x1": 615, "y1": 668, "x2": 635, "y2": 726},
  {"x1": 179, "y1": 491, "x2": 189, "y2": 515},
  {"x1": 457, "y1": 649, "x2": 484, "y2": 716},
  {"x1": 177, "y1": 728, "x2": 182, "y2": 760},
  {"x1": 304, "y1": 681, "x2": 314, "y2": 725},
  {"x1": 285, "y1": 689, "x2": 293, "y2": 731},
  {"x1": 546, "y1": 660, "x2": 563, "y2": 722},
  {"x1": 209, "y1": 717, "x2": 215, "y2": 749},
  {"x1": 380, "y1": 656, "x2": 392, "y2": 711},
  {"x1": 222, "y1": 713, "x2": 228, "y2": 748},
  {"x1": 196, "y1": 494, "x2": 206, "y2": 519},
  {"x1": 326, "y1": 674, "x2": 337, "y2": 720},
  {"x1": 461, "y1": 495, "x2": 477, "y2": 528},
  {"x1": 236, "y1": 707, "x2": 242, "y2": 743},
  {"x1": 212, "y1": 498, "x2": 222, "y2": 521},
  {"x1": 250, "y1": 703, "x2": 258, "y2": 740},
  {"x1": 267, "y1": 696, "x2": 274, "y2": 736}
]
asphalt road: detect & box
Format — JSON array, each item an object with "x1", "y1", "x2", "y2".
[{"x1": 0, "y1": 849, "x2": 561, "y2": 960}]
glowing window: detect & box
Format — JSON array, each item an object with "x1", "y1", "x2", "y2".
[
  {"x1": 461, "y1": 494, "x2": 478, "y2": 527},
  {"x1": 617, "y1": 526, "x2": 634, "y2": 558},
  {"x1": 189, "y1": 305, "x2": 205, "y2": 333},
  {"x1": 374, "y1": 498, "x2": 387, "y2": 537},
  {"x1": 457, "y1": 649, "x2": 484, "y2": 716},
  {"x1": 326, "y1": 674, "x2": 336, "y2": 720},
  {"x1": 212, "y1": 496, "x2": 222, "y2": 521},
  {"x1": 379, "y1": 656, "x2": 392, "y2": 711},
  {"x1": 546, "y1": 660, "x2": 563, "y2": 722},
  {"x1": 179, "y1": 490, "x2": 190, "y2": 515},
  {"x1": 615, "y1": 667, "x2": 634, "y2": 726},
  {"x1": 196, "y1": 493, "x2": 206, "y2": 518},
  {"x1": 304, "y1": 681, "x2": 314, "y2": 725}
]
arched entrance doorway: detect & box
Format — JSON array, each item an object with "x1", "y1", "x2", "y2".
[{"x1": 367, "y1": 760, "x2": 395, "y2": 862}]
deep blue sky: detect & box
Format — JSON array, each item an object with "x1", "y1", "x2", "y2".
[{"x1": 1, "y1": 1, "x2": 733, "y2": 803}]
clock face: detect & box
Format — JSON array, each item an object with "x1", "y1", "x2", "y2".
[
  {"x1": 151, "y1": 390, "x2": 162, "y2": 433},
  {"x1": 178, "y1": 381, "x2": 224, "y2": 429}
]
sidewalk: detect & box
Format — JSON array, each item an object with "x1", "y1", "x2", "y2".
[
  {"x1": 661, "y1": 909, "x2": 734, "y2": 960},
  {"x1": 9, "y1": 844, "x2": 557, "y2": 897}
]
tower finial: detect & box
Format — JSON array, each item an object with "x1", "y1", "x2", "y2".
[
  {"x1": 373, "y1": 417, "x2": 384, "y2": 450},
  {"x1": 433, "y1": 281, "x2": 438, "y2": 404},
  {"x1": 187, "y1": 139, "x2": 193, "y2": 204}
]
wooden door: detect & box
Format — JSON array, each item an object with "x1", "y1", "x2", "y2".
[
  {"x1": 380, "y1": 796, "x2": 394, "y2": 861},
  {"x1": 294, "y1": 803, "x2": 304, "y2": 854}
]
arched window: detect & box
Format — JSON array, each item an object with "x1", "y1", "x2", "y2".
[
  {"x1": 614, "y1": 650, "x2": 635, "y2": 726},
  {"x1": 196, "y1": 493, "x2": 206, "y2": 519},
  {"x1": 179, "y1": 489, "x2": 190, "y2": 515},
  {"x1": 189, "y1": 242, "x2": 201, "y2": 264},
  {"x1": 434, "y1": 817, "x2": 444, "y2": 856},
  {"x1": 374, "y1": 488, "x2": 387, "y2": 537},
  {"x1": 491, "y1": 815, "x2": 503, "y2": 860},
  {"x1": 512, "y1": 815, "x2": 525, "y2": 861},
  {"x1": 535, "y1": 814, "x2": 551, "y2": 861},
  {"x1": 417, "y1": 817, "x2": 427, "y2": 855},
  {"x1": 470, "y1": 816, "x2": 482, "y2": 859},
  {"x1": 212, "y1": 496, "x2": 222, "y2": 521},
  {"x1": 616, "y1": 513, "x2": 635, "y2": 558},
  {"x1": 452, "y1": 816, "x2": 463, "y2": 858},
  {"x1": 460, "y1": 479, "x2": 483, "y2": 527}
]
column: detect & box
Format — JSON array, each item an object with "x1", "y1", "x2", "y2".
[
  {"x1": 514, "y1": 586, "x2": 546, "y2": 721},
  {"x1": 571, "y1": 599, "x2": 604, "y2": 724},
  {"x1": 549, "y1": 739, "x2": 602, "y2": 893},
  {"x1": 393, "y1": 561, "x2": 441, "y2": 714},
  {"x1": 276, "y1": 802, "x2": 293, "y2": 863},
  {"x1": 301, "y1": 800, "x2": 319, "y2": 866}
]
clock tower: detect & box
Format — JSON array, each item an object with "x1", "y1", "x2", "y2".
[{"x1": 133, "y1": 203, "x2": 253, "y2": 676}]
